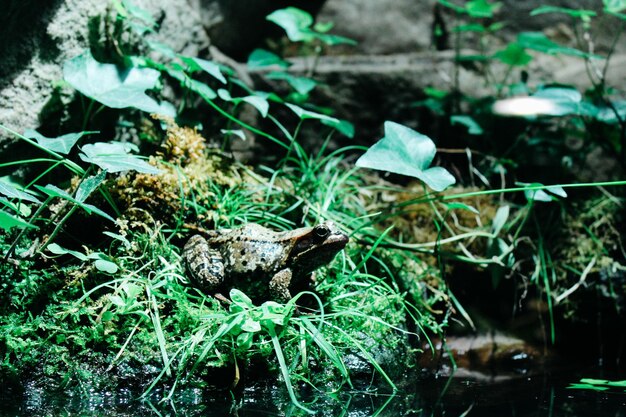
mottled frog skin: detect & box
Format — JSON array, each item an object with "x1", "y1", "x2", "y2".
[{"x1": 183, "y1": 221, "x2": 349, "y2": 302}]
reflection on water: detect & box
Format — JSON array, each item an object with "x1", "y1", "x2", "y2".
[{"x1": 2, "y1": 370, "x2": 625, "y2": 416}]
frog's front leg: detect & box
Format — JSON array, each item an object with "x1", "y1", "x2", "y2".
[
  {"x1": 269, "y1": 268, "x2": 293, "y2": 302},
  {"x1": 184, "y1": 235, "x2": 225, "y2": 292}
]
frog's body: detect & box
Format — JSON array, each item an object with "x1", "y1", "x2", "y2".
[{"x1": 183, "y1": 221, "x2": 349, "y2": 302}]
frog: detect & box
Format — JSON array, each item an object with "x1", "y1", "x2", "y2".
[{"x1": 183, "y1": 221, "x2": 349, "y2": 302}]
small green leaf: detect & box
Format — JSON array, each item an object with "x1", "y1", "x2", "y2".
[
  {"x1": 285, "y1": 103, "x2": 339, "y2": 123},
  {"x1": 519, "y1": 182, "x2": 567, "y2": 202},
  {"x1": 314, "y1": 32, "x2": 358, "y2": 46},
  {"x1": 230, "y1": 289, "x2": 254, "y2": 309},
  {"x1": 437, "y1": 0, "x2": 466, "y2": 14},
  {"x1": 517, "y1": 32, "x2": 602, "y2": 59},
  {"x1": 491, "y1": 205, "x2": 509, "y2": 236},
  {"x1": 266, "y1": 71, "x2": 318, "y2": 95},
  {"x1": 0, "y1": 210, "x2": 36, "y2": 231},
  {"x1": 63, "y1": 51, "x2": 175, "y2": 116},
  {"x1": 35, "y1": 184, "x2": 115, "y2": 221},
  {"x1": 241, "y1": 317, "x2": 261, "y2": 333},
  {"x1": 493, "y1": 42, "x2": 533, "y2": 66},
  {"x1": 180, "y1": 56, "x2": 227, "y2": 84},
  {"x1": 95, "y1": 259, "x2": 119, "y2": 274},
  {"x1": 182, "y1": 77, "x2": 217, "y2": 100},
  {"x1": 266, "y1": 7, "x2": 316, "y2": 42},
  {"x1": 247, "y1": 49, "x2": 290, "y2": 69},
  {"x1": 0, "y1": 179, "x2": 41, "y2": 204},
  {"x1": 453, "y1": 23, "x2": 487, "y2": 33},
  {"x1": 47, "y1": 243, "x2": 89, "y2": 261},
  {"x1": 218, "y1": 89, "x2": 269, "y2": 117},
  {"x1": 321, "y1": 118, "x2": 355, "y2": 138},
  {"x1": 23, "y1": 130, "x2": 93, "y2": 155},
  {"x1": 466, "y1": 0, "x2": 501, "y2": 18},
  {"x1": 220, "y1": 129, "x2": 246, "y2": 140},
  {"x1": 530, "y1": 6, "x2": 596, "y2": 19},
  {"x1": 236, "y1": 332, "x2": 254, "y2": 349},
  {"x1": 75, "y1": 171, "x2": 107, "y2": 203},
  {"x1": 532, "y1": 87, "x2": 582, "y2": 116},
  {"x1": 445, "y1": 202, "x2": 480, "y2": 214},
  {"x1": 241, "y1": 96, "x2": 269, "y2": 118},
  {"x1": 451, "y1": 115, "x2": 484, "y2": 135},
  {"x1": 79, "y1": 142, "x2": 161, "y2": 174},
  {"x1": 101, "y1": 311, "x2": 115, "y2": 322},
  {"x1": 103, "y1": 231, "x2": 132, "y2": 248},
  {"x1": 603, "y1": 0, "x2": 626, "y2": 13},
  {"x1": 356, "y1": 121, "x2": 456, "y2": 192}
]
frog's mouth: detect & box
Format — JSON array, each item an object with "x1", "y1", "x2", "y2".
[{"x1": 290, "y1": 232, "x2": 349, "y2": 271}]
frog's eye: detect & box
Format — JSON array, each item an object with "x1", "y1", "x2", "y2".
[{"x1": 314, "y1": 225, "x2": 330, "y2": 239}]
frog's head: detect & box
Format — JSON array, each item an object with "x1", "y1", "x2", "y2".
[{"x1": 288, "y1": 221, "x2": 349, "y2": 274}]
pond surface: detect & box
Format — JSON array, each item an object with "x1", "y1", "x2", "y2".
[{"x1": 2, "y1": 368, "x2": 625, "y2": 416}]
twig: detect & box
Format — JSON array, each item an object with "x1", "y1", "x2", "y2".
[{"x1": 555, "y1": 256, "x2": 596, "y2": 304}]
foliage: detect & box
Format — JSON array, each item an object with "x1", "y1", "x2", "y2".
[
  {"x1": 356, "y1": 121, "x2": 456, "y2": 192},
  {"x1": 569, "y1": 378, "x2": 626, "y2": 392}
]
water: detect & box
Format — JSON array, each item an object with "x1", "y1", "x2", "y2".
[{"x1": 2, "y1": 368, "x2": 625, "y2": 416}]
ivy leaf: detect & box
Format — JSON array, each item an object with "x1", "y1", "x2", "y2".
[
  {"x1": 531, "y1": 6, "x2": 596, "y2": 19},
  {"x1": 285, "y1": 103, "x2": 339, "y2": 123},
  {"x1": 493, "y1": 42, "x2": 533, "y2": 66},
  {"x1": 519, "y1": 182, "x2": 568, "y2": 202},
  {"x1": 63, "y1": 51, "x2": 175, "y2": 116},
  {"x1": 466, "y1": 0, "x2": 501, "y2": 18},
  {"x1": 266, "y1": 7, "x2": 316, "y2": 42},
  {"x1": 79, "y1": 142, "x2": 160, "y2": 174},
  {"x1": 218, "y1": 89, "x2": 269, "y2": 117},
  {"x1": 451, "y1": 115, "x2": 484, "y2": 135},
  {"x1": 23, "y1": 130, "x2": 94, "y2": 155},
  {"x1": 517, "y1": 32, "x2": 602, "y2": 59},
  {"x1": 266, "y1": 71, "x2": 318, "y2": 95},
  {"x1": 35, "y1": 184, "x2": 115, "y2": 221},
  {"x1": 75, "y1": 170, "x2": 107, "y2": 202},
  {"x1": 0, "y1": 178, "x2": 41, "y2": 204},
  {"x1": 47, "y1": 243, "x2": 89, "y2": 261},
  {"x1": 532, "y1": 87, "x2": 582, "y2": 116},
  {"x1": 0, "y1": 210, "x2": 36, "y2": 231},
  {"x1": 356, "y1": 121, "x2": 456, "y2": 192},
  {"x1": 221, "y1": 129, "x2": 247, "y2": 140},
  {"x1": 321, "y1": 118, "x2": 355, "y2": 138},
  {"x1": 445, "y1": 202, "x2": 480, "y2": 215},
  {"x1": 180, "y1": 56, "x2": 227, "y2": 84},
  {"x1": 247, "y1": 49, "x2": 290, "y2": 69},
  {"x1": 603, "y1": 0, "x2": 626, "y2": 13}
]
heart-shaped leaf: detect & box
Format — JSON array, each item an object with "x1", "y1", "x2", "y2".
[
  {"x1": 35, "y1": 184, "x2": 115, "y2": 221},
  {"x1": 64, "y1": 51, "x2": 175, "y2": 116},
  {"x1": 247, "y1": 49, "x2": 290, "y2": 69},
  {"x1": 356, "y1": 122, "x2": 456, "y2": 192},
  {"x1": 0, "y1": 178, "x2": 41, "y2": 204},
  {"x1": 23, "y1": 130, "x2": 94, "y2": 155},
  {"x1": 0, "y1": 210, "x2": 36, "y2": 231},
  {"x1": 75, "y1": 170, "x2": 107, "y2": 202},
  {"x1": 266, "y1": 7, "x2": 316, "y2": 42},
  {"x1": 180, "y1": 56, "x2": 227, "y2": 84},
  {"x1": 267, "y1": 71, "x2": 318, "y2": 95},
  {"x1": 79, "y1": 142, "x2": 160, "y2": 174}
]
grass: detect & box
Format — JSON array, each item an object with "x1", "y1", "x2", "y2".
[{"x1": 3, "y1": 2, "x2": 626, "y2": 412}]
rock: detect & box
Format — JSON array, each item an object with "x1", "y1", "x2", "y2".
[
  {"x1": 318, "y1": 0, "x2": 623, "y2": 55},
  {"x1": 0, "y1": 0, "x2": 212, "y2": 143},
  {"x1": 419, "y1": 332, "x2": 548, "y2": 381},
  {"x1": 204, "y1": 0, "x2": 327, "y2": 60}
]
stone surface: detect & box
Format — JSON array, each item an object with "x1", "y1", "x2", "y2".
[
  {"x1": 0, "y1": 0, "x2": 212, "y2": 143},
  {"x1": 318, "y1": 0, "x2": 623, "y2": 55}
]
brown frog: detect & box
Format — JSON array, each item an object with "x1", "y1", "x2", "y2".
[{"x1": 183, "y1": 221, "x2": 349, "y2": 302}]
